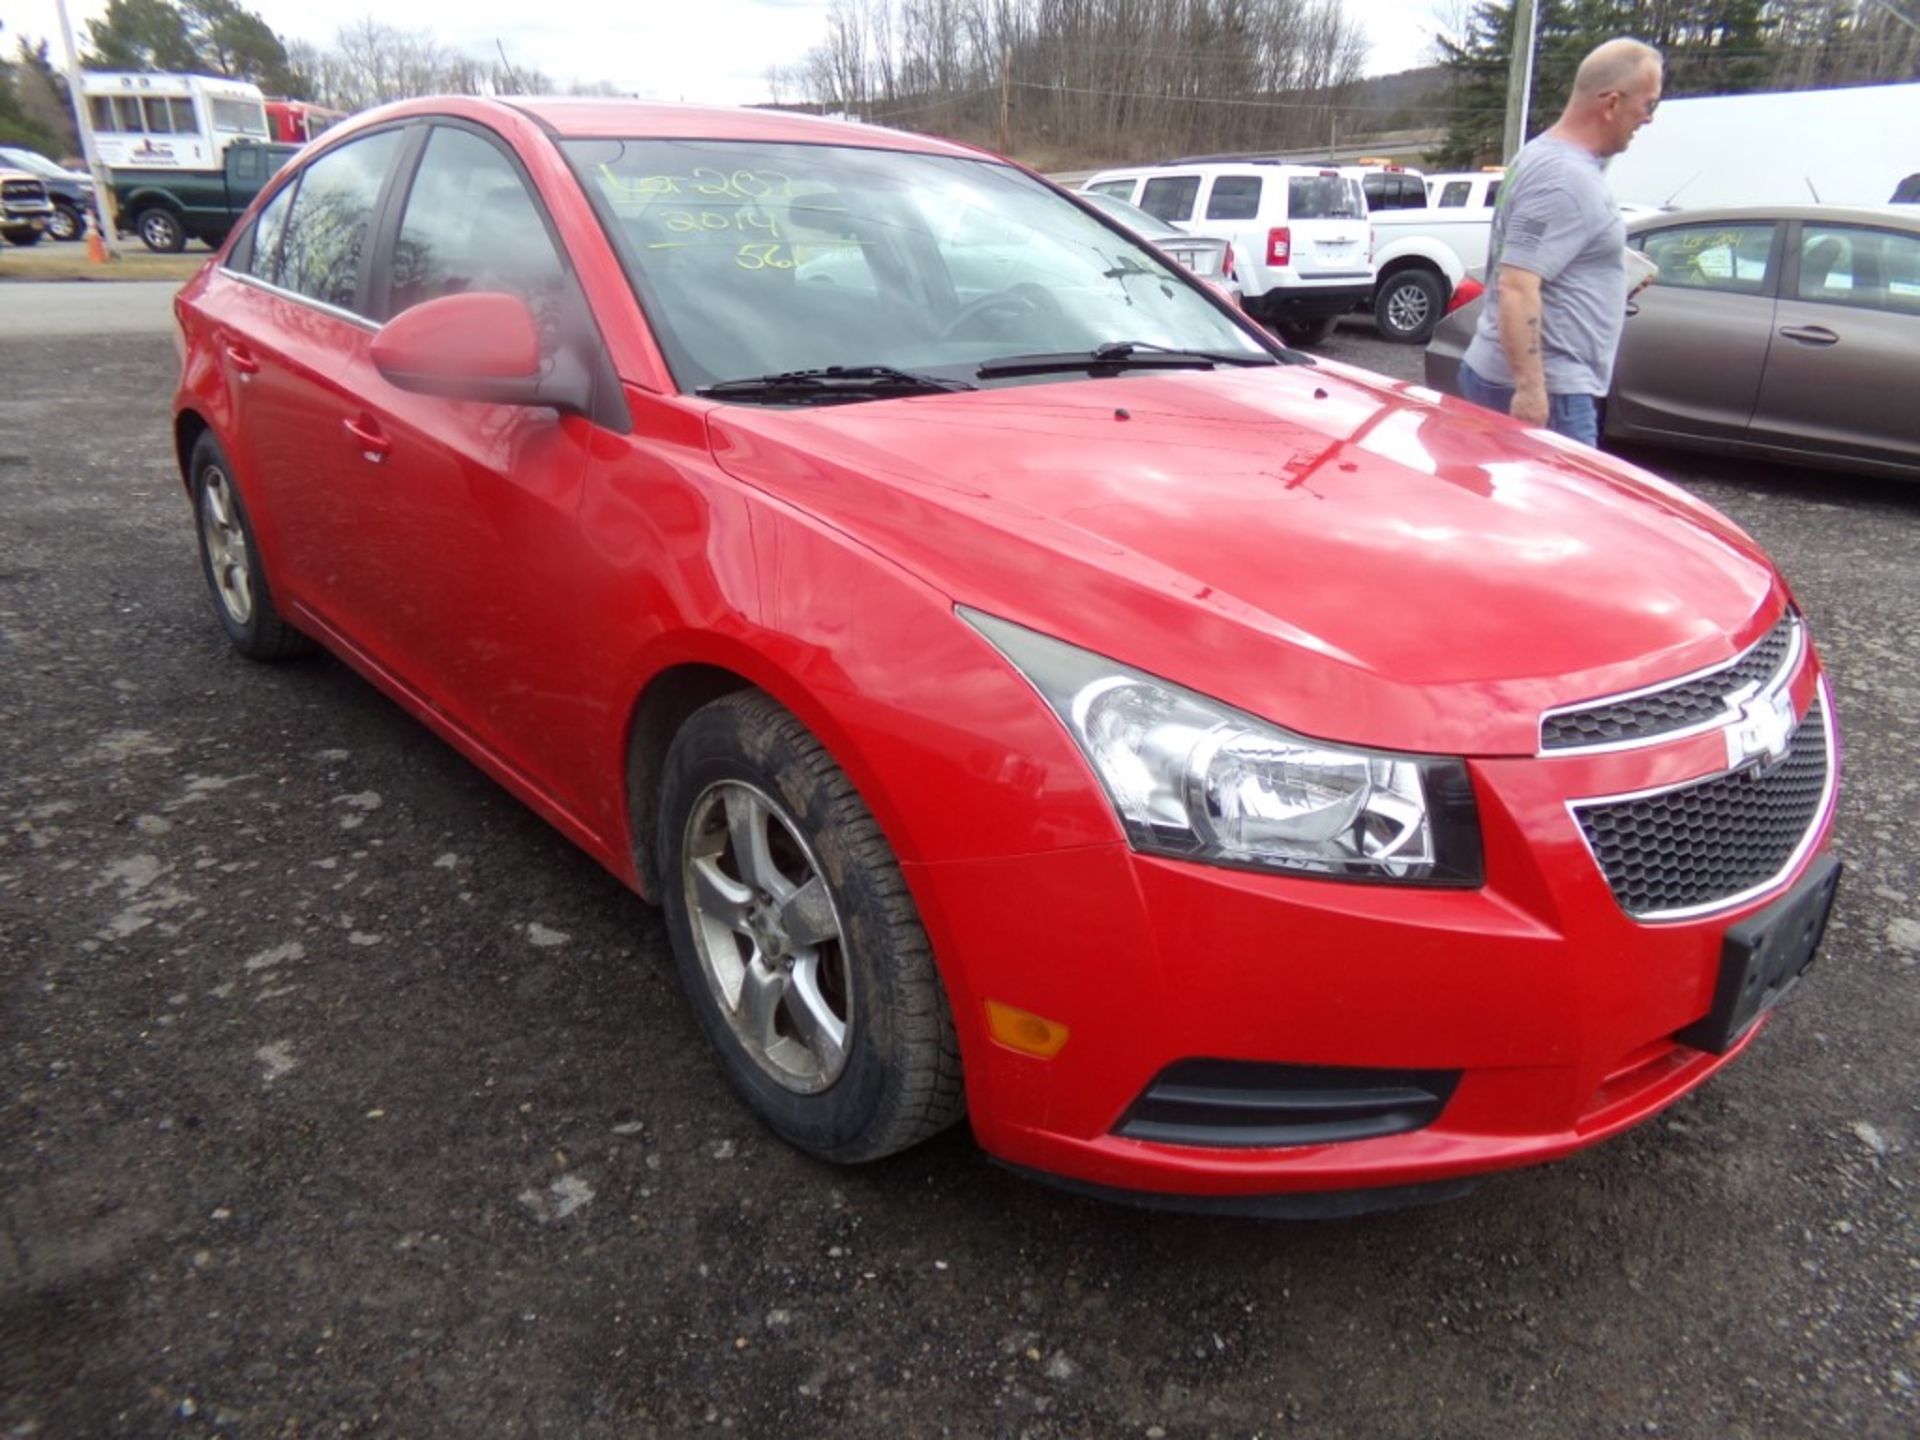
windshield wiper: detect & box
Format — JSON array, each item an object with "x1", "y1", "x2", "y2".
[
  {"x1": 697, "y1": 365, "x2": 976, "y2": 403},
  {"x1": 975, "y1": 340, "x2": 1295, "y2": 380}
]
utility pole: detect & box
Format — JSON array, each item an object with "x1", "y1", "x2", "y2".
[
  {"x1": 54, "y1": 0, "x2": 124, "y2": 257},
  {"x1": 997, "y1": 42, "x2": 1011, "y2": 155},
  {"x1": 1501, "y1": 0, "x2": 1539, "y2": 164}
]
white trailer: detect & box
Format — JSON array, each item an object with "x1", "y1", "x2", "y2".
[
  {"x1": 80, "y1": 72, "x2": 270, "y2": 172},
  {"x1": 1605, "y1": 81, "x2": 1920, "y2": 210}
]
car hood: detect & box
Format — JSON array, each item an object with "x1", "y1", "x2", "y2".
[{"x1": 702, "y1": 359, "x2": 1782, "y2": 756}]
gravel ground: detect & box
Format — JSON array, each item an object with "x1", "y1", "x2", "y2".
[{"x1": 2, "y1": 317, "x2": 1916, "y2": 1439}]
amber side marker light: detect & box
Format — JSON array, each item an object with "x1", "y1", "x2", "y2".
[{"x1": 985, "y1": 1001, "x2": 1071, "y2": 1059}]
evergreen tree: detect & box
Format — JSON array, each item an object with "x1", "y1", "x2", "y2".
[
  {"x1": 1434, "y1": 1, "x2": 1804, "y2": 168},
  {"x1": 83, "y1": 0, "x2": 200, "y2": 73},
  {"x1": 81, "y1": 0, "x2": 300, "y2": 93},
  {"x1": 0, "y1": 23, "x2": 65, "y2": 152}
]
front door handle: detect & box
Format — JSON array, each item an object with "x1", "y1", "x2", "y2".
[
  {"x1": 342, "y1": 416, "x2": 391, "y2": 463},
  {"x1": 1778, "y1": 325, "x2": 1839, "y2": 346}
]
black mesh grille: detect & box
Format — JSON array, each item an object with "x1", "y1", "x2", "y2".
[
  {"x1": 1575, "y1": 698, "x2": 1829, "y2": 917},
  {"x1": 1542, "y1": 616, "x2": 1797, "y2": 751}
]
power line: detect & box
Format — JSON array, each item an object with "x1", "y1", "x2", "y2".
[{"x1": 865, "y1": 85, "x2": 996, "y2": 121}]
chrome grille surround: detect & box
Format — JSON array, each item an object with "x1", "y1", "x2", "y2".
[
  {"x1": 1539, "y1": 613, "x2": 1802, "y2": 755},
  {"x1": 1567, "y1": 681, "x2": 1835, "y2": 922}
]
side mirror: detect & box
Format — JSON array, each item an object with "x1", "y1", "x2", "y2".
[{"x1": 372, "y1": 291, "x2": 586, "y2": 411}]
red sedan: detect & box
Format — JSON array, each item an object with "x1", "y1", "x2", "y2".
[{"x1": 172, "y1": 98, "x2": 1841, "y2": 1216}]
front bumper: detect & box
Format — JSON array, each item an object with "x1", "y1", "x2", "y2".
[
  {"x1": 1247, "y1": 281, "x2": 1374, "y2": 320},
  {"x1": 905, "y1": 666, "x2": 1837, "y2": 1205}
]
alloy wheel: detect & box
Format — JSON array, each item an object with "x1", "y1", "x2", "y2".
[
  {"x1": 1385, "y1": 281, "x2": 1433, "y2": 337},
  {"x1": 199, "y1": 467, "x2": 254, "y2": 626},
  {"x1": 682, "y1": 779, "x2": 852, "y2": 1093}
]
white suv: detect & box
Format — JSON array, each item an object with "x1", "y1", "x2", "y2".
[{"x1": 1082, "y1": 161, "x2": 1372, "y2": 347}]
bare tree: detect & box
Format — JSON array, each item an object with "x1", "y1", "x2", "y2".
[{"x1": 795, "y1": 0, "x2": 1368, "y2": 159}]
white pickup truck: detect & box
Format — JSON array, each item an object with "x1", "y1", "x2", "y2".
[{"x1": 1361, "y1": 169, "x2": 1500, "y2": 344}]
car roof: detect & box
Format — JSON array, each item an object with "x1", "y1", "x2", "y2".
[
  {"x1": 414, "y1": 96, "x2": 996, "y2": 161},
  {"x1": 1627, "y1": 202, "x2": 1920, "y2": 231}
]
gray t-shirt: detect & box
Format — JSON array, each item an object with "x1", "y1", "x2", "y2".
[{"x1": 1463, "y1": 134, "x2": 1626, "y2": 396}]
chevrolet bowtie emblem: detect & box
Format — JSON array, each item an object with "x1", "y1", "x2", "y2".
[{"x1": 1725, "y1": 685, "x2": 1797, "y2": 776}]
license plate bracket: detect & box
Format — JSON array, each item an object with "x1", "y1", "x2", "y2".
[{"x1": 1676, "y1": 853, "x2": 1841, "y2": 1054}]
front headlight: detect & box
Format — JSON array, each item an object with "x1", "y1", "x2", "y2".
[{"x1": 964, "y1": 609, "x2": 1482, "y2": 885}]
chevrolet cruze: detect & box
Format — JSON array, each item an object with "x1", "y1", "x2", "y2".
[{"x1": 172, "y1": 98, "x2": 1841, "y2": 1215}]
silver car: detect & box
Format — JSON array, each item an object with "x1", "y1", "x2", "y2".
[
  {"x1": 1079, "y1": 190, "x2": 1242, "y2": 301},
  {"x1": 1426, "y1": 204, "x2": 1920, "y2": 481}
]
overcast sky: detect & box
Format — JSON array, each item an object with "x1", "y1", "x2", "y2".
[{"x1": 4, "y1": 0, "x2": 1452, "y2": 107}]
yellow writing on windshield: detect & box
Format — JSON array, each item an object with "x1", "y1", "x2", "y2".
[
  {"x1": 661, "y1": 208, "x2": 783, "y2": 238},
  {"x1": 598, "y1": 167, "x2": 799, "y2": 203}
]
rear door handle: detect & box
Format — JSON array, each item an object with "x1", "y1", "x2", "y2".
[
  {"x1": 342, "y1": 416, "x2": 391, "y2": 462},
  {"x1": 224, "y1": 344, "x2": 260, "y2": 376},
  {"x1": 1778, "y1": 325, "x2": 1839, "y2": 346}
]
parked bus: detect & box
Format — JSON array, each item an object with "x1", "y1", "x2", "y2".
[
  {"x1": 80, "y1": 72, "x2": 269, "y2": 172},
  {"x1": 264, "y1": 98, "x2": 346, "y2": 145}
]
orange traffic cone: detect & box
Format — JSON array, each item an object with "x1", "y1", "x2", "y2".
[{"x1": 87, "y1": 227, "x2": 109, "y2": 264}]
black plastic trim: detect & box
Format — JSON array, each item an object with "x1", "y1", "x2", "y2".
[
  {"x1": 1115, "y1": 1059, "x2": 1461, "y2": 1149},
  {"x1": 996, "y1": 1160, "x2": 1480, "y2": 1220}
]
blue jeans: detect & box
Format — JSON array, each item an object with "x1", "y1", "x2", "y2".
[{"x1": 1459, "y1": 363, "x2": 1600, "y2": 447}]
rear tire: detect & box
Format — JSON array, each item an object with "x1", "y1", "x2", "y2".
[
  {"x1": 1274, "y1": 314, "x2": 1339, "y2": 348},
  {"x1": 657, "y1": 692, "x2": 964, "y2": 1163},
  {"x1": 1374, "y1": 268, "x2": 1447, "y2": 344},
  {"x1": 190, "y1": 432, "x2": 313, "y2": 661},
  {"x1": 137, "y1": 207, "x2": 186, "y2": 253}
]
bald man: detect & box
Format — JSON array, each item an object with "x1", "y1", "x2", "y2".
[{"x1": 1459, "y1": 38, "x2": 1664, "y2": 444}]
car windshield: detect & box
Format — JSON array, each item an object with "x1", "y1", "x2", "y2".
[{"x1": 564, "y1": 139, "x2": 1267, "y2": 392}]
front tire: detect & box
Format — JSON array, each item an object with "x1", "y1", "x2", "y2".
[
  {"x1": 137, "y1": 207, "x2": 186, "y2": 253},
  {"x1": 1274, "y1": 314, "x2": 1339, "y2": 348},
  {"x1": 1374, "y1": 268, "x2": 1447, "y2": 344},
  {"x1": 7, "y1": 228, "x2": 44, "y2": 247},
  {"x1": 190, "y1": 432, "x2": 312, "y2": 661},
  {"x1": 48, "y1": 203, "x2": 82, "y2": 243},
  {"x1": 657, "y1": 692, "x2": 964, "y2": 1162}
]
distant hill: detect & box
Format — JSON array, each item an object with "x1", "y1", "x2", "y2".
[{"x1": 750, "y1": 64, "x2": 1456, "y2": 170}]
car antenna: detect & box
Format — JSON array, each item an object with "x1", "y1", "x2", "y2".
[
  {"x1": 1804, "y1": 177, "x2": 1823, "y2": 203},
  {"x1": 1661, "y1": 173, "x2": 1697, "y2": 208}
]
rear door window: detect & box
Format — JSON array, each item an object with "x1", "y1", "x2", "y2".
[
  {"x1": 1287, "y1": 175, "x2": 1364, "y2": 220},
  {"x1": 1205, "y1": 175, "x2": 1262, "y2": 220},
  {"x1": 1437, "y1": 180, "x2": 1473, "y2": 208},
  {"x1": 278, "y1": 129, "x2": 405, "y2": 315},
  {"x1": 236, "y1": 181, "x2": 297, "y2": 288},
  {"x1": 1795, "y1": 225, "x2": 1920, "y2": 313},
  {"x1": 1139, "y1": 175, "x2": 1201, "y2": 223}
]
